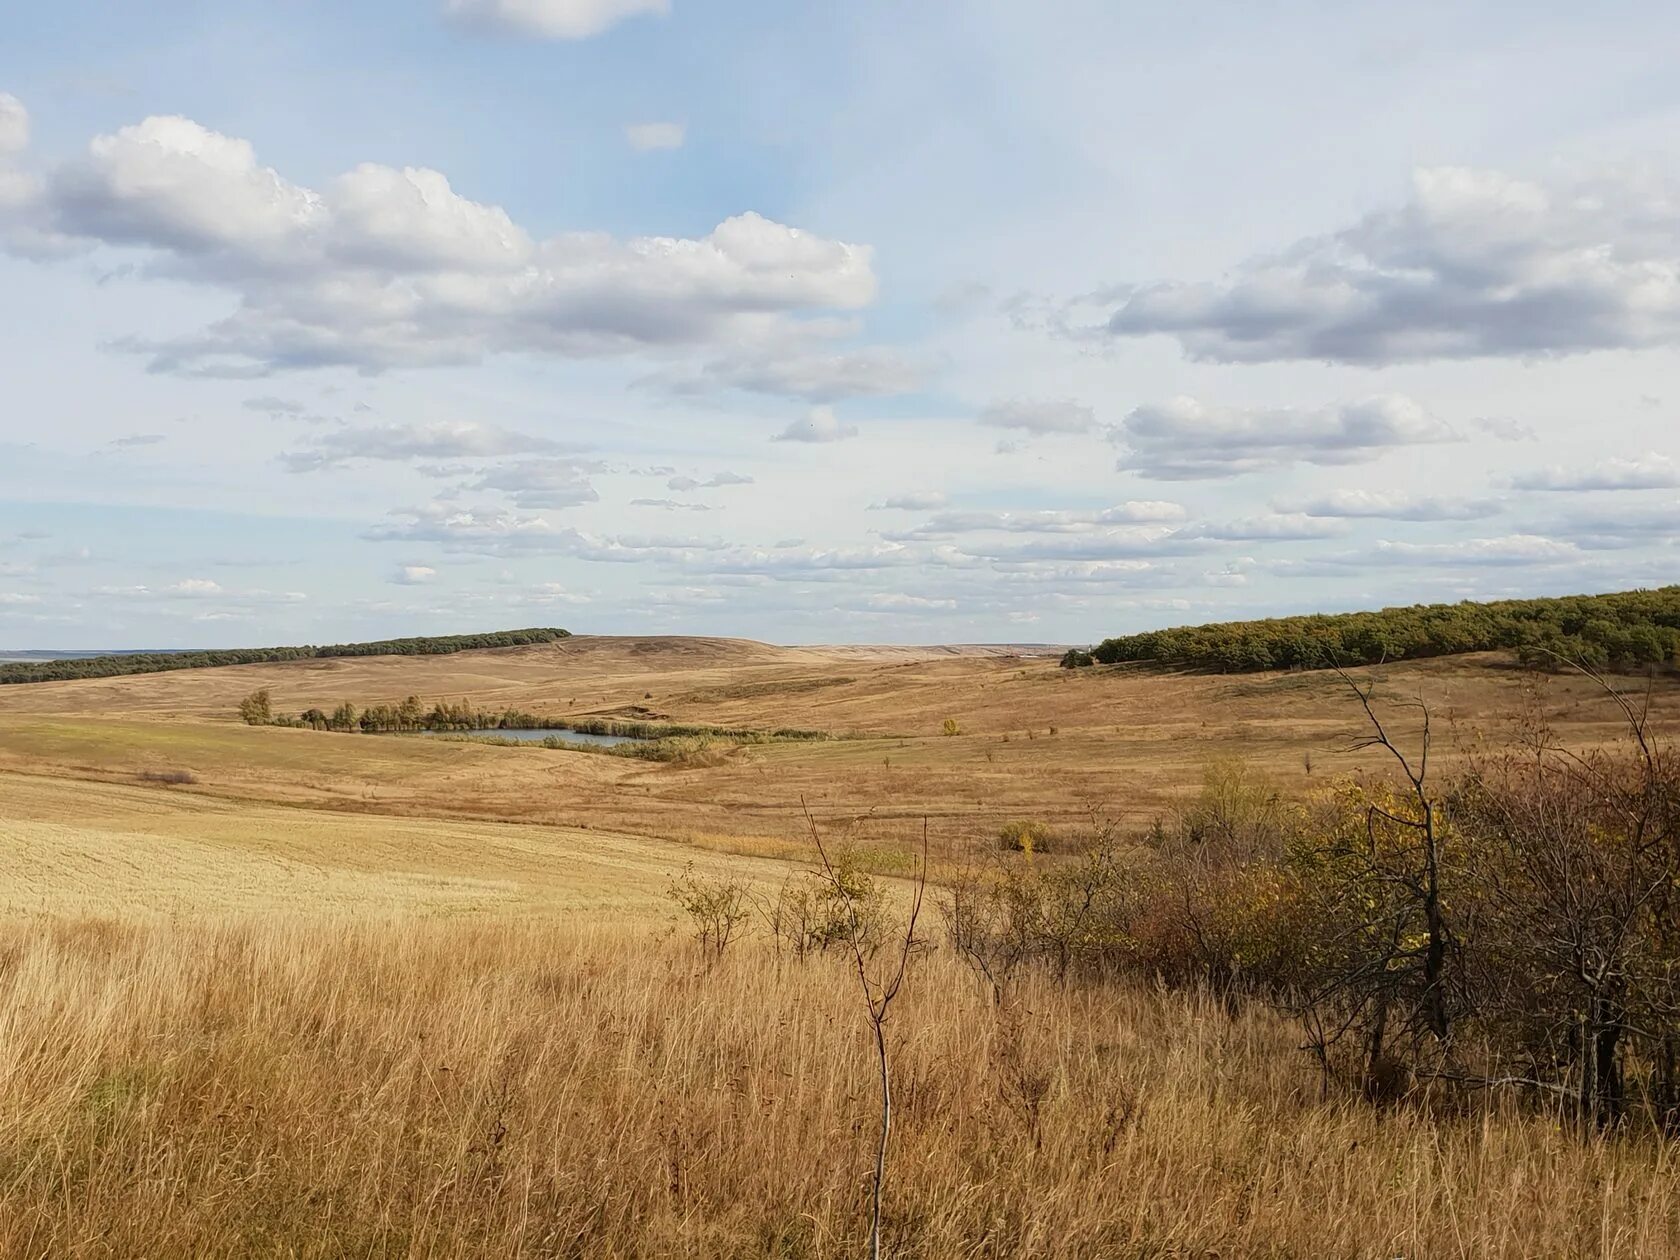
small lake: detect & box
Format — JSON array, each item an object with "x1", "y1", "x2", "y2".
[{"x1": 413, "y1": 727, "x2": 645, "y2": 748}]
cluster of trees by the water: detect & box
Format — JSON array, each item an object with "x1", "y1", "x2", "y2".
[
  {"x1": 1, "y1": 628, "x2": 571, "y2": 686},
  {"x1": 1064, "y1": 588, "x2": 1680, "y2": 674},
  {"x1": 240, "y1": 690, "x2": 559, "y2": 733},
  {"x1": 239, "y1": 689, "x2": 831, "y2": 744}
]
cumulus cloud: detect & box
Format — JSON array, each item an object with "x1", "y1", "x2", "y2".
[
  {"x1": 1537, "y1": 502, "x2": 1680, "y2": 550},
  {"x1": 625, "y1": 122, "x2": 684, "y2": 152},
  {"x1": 774, "y1": 405, "x2": 858, "y2": 443},
  {"x1": 1103, "y1": 167, "x2": 1680, "y2": 364},
  {"x1": 666, "y1": 471, "x2": 753, "y2": 491},
  {"x1": 1177, "y1": 513, "x2": 1350, "y2": 542},
  {"x1": 391, "y1": 564, "x2": 436, "y2": 585},
  {"x1": 1283, "y1": 489, "x2": 1502, "y2": 521},
  {"x1": 1111, "y1": 394, "x2": 1455, "y2": 479},
  {"x1": 1371, "y1": 534, "x2": 1582, "y2": 566},
  {"x1": 0, "y1": 93, "x2": 28, "y2": 156},
  {"x1": 445, "y1": 0, "x2": 668, "y2": 39},
  {"x1": 869, "y1": 492, "x2": 946, "y2": 511},
  {"x1": 886, "y1": 502, "x2": 1186, "y2": 540},
  {"x1": 866, "y1": 592, "x2": 956, "y2": 611},
  {"x1": 244, "y1": 395, "x2": 306, "y2": 416},
  {"x1": 631, "y1": 498, "x2": 713, "y2": 512},
  {"x1": 365, "y1": 502, "x2": 724, "y2": 561},
  {"x1": 1510, "y1": 453, "x2": 1680, "y2": 491},
  {"x1": 635, "y1": 318, "x2": 922, "y2": 402},
  {"x1": 91, "y1": 577, "x2": 246, "y2": 598},
  {"x1": 3, "y1": 106, "x2": 878, "y2": 383},
  {"x1": 978, "y1": 398, "x2": 1095, "y2": 435},
  {"x1": 280, "y1": 421, "x2": 569, "y2": 471},
  {"x1": 468, "y1": 457, "x2": 603, "y2": 508}
]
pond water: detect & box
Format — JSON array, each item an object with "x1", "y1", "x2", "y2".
[{"x1": 413, "y1": 728, "x2": 644, "y2": 748}]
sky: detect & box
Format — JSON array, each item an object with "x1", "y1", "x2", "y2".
[{"x1": 2, "y1": 1, "x2": 1679, "y2": 649}]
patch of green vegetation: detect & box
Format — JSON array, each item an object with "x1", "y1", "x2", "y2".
[
  {"x1": 1, "y1": 629, "x2": 571, "y2": 686},
  {"x1": 1067, "y1": 587, "x2": 1680, "y2": 674}
]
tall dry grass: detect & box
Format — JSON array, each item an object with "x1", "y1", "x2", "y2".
[{"x1": 1, "y1": 916, "x2": 1677, "y2": 1257}]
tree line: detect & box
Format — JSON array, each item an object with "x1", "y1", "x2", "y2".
[
  {"x1": 237, "y1": 689, "x2": 831, "y2": 743},
  {"x1": 1, "y1": 628, "x2": 571, "y2": 686},
  {"x1": 1063, "y1": 587, "x2": 1680, "y2": 674}
]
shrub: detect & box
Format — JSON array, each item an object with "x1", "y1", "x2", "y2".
[
  {"x1": 137, "y1": 769, "x2": 198, "y2": 785},
  {"x1": 942, "y1": 718, "x2": 962, "y2": 737},
  {"x1": 997, "y1": 820, "x2": 1054, "y2": 855},
  {"x1": 237, "y1": 688, "x2": 273, "y2": 726},
  {"x1": 666, "y1": 864, "x2": 752, "y2": 959},
  {"x1": 761, "y1": 856, "x2": 888, "y2": 960}
]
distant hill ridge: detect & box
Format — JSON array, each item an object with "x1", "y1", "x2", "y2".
[
  {"x1": 0, "y1": 628, "x2": 572, "y2": 686},
  {"x1": 1066, "y1": 587, "x2": 1680, "y2": 674}
]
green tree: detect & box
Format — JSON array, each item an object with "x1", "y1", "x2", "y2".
[{"x1": 237, "y1": 688, "x2": 273, "y2": 726}]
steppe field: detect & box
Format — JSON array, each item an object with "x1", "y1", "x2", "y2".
[{"x1": 3, "y1": 637, "x2": 1680, "y2": 1257}]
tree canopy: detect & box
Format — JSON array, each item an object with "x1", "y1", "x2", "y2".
[
  {"x1": 0, "y1": 628, "x2": 572, "y2": 685},
  {"x1": 1069, "y1": 588, "x2": 1680, "y2": 674}
]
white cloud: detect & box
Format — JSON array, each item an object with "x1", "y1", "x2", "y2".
[
  {"x1": 1111, "y1": 394, "x2": 1456, "y2": 479},
  {"x1": 445, "y1": 0, "x2": 668, "y2": 39},
  {"x1": 1372, "y1": 534, "x2": 1582, "y2": 566},
  {"x1": 1104, "y1": 167, "x2": 1680, "y2": 364},
  {"x1": 392, "y1": 565, "x2": 436, "y2": 585},
  {"x1": 0, "y1": 592, "x2": 41, "y2": 606},
  {"x1": 1510, "y1": 453, "x2": 1680, "y2": 492},
  {"x1": 1538, "y1": 502, "x2": 1680, "y2": 550},
  {"x1": 281, "y1": 421, "x2": 570, "y2": 471},
  {"x1": 886, "y1": 502, "x2": 1186, "y2": 540},
  {"x1": 365, "y1": 502, "x2": 723, "y2": 562},
  {"x1": 469, "y1": 457, "x2": 603, "y2": 508},
  {"x1": 667, "y1": 471, "x2": 753, "y2": 491},
  {"x1": 979, "y1": 398, "x2": 1095, "y2": 435},
  {"x1": 866, "y1": 593, "x2": 956, "y2": 611},
  {"x1": 1178, "y1": 513, "x2": 1350, "y2": 542},
  {"x1": 167, "y1": 578, "x2": 223, "y2": 596},
  {"x1": 5, "y1": 107, "x2": 879, "y2": 384},
  {"x1": 625, "y1": 122, "x2": 685, "y2": 152},
  {"x1": 244, "y1": 395, "x2": 306, "y2": 416},
  {"x1": 1284, "y1": 489, "x2": 1502, "y2": 521},
  {"x1": 869, "y1": 492, "x2": 947, "y2": 511},
  {"x1": 774, "y1": 405, "x2": 858, "y2": 443},
  {"x1": 517, "y1": 582, "x2": 592, "y2": 605},
  {"x1": 0, "y1": 93, "x2": 28, "y2": 156},
  {"x1": 634, "y1": 318, "x2": 921, "y2": 402}
]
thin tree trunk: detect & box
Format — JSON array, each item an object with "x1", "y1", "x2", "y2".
[{"x1": 868, "y1": 1016, "x2": 891, "y2": 1260}]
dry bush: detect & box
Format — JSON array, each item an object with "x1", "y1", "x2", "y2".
[
  {"x1": 136, "y1": 769, "x2": 198, "y2": 786},
  {"x1": 0, "y1": 918, "x2": 1676, "y2": 1257},
  {"x1": 666, "y1": 863, "x2": 752, "y2": 958},
  {"x1": 759, "y1": 853, "x2": 889, "y2": 960},
  {"x1": 997, "y1": 819, "x2": 1054, "y2": 855}
]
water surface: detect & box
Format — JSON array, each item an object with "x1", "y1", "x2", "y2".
[{"x1": 413, "y1": 727, "x2": 643, "y2": 748}]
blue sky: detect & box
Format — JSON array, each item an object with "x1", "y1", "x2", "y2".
[{"x1": 3, "y1": 1, "x2": 1679, "y2": 647}]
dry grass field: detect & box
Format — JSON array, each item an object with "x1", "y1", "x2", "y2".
[
  {"x1": 2, "y1": 635, "x2": 1673, "y2": 863},
  {"x1": 4, "y1": 920, "x2": 1679, "y2": 1258},
  {"x1": 5, "y1": 637, "x2": 1680, "y2": 1256}
]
